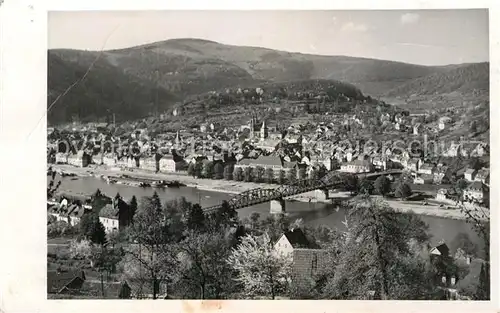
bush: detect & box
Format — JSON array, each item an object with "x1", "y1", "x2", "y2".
[{"x1": 48, "y1": 220, "x2": 77, "y2": 238}]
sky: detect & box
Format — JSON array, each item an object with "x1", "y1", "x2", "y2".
[{"x1": 48, "y1": 10, "x2": 489, "y2": 66}]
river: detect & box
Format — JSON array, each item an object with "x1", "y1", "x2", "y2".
[{"x1": 56, "y1": 176, "x2": 485, "y2": 256}]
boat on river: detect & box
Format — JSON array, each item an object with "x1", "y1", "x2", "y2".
[
  {"x1": 165, "y1": 180, "x2": 186, "y2": 188},
  {"x1": 151, "y1": 180, "x2": 167, "y2": 188}
]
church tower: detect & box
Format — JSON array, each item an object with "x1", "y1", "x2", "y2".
[
  {"x1": 249, "y1": 115, "x2": 258, "y2": 139},
  {"x1": 260, "y1": 120, "x2": 269, "y2": 141}
]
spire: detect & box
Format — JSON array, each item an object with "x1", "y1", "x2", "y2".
[{"x1": 260, "y1": 119, "x2": 269, "y2": 140}]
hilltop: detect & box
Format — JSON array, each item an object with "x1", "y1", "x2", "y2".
[
  {"x1": 48, "y1": 50, "x2": 178, "y2": 124},
  {"x1": 48, "y1": 38, "x2": 488, "y2": 124},
  {"x1": 384, "y1": 62, "x2": 489, "y2": 98},
  {"x1": 382, "y1": 62, "x2": 489, "y2": 114}
]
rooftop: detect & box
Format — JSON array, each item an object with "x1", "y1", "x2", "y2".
[{"x1": 282, "y1": 228, "x2": 320, "y2": 249}]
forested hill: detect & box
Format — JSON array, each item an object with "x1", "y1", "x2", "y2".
[{"x1": 48, "y1": 38, "x2": 488, "y2": 124}]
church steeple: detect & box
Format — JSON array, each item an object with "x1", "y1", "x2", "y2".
[{"x1": 260, "y1": 119, "x2": 268, "y2": 140}]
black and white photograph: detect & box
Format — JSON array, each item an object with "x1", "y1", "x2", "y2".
[{"x1": 40, "y1": 8, "x2": 490, "y2": 301}]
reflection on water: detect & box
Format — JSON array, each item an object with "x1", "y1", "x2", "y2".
[{"x1": 53, "y1": 176, "x2": 485, "y2": 255}]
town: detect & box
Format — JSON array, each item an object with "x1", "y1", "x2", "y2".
[
  {"x1": 46, "y1": 83, "x2": 490, "y2": 300},
  {"x1": 45, "y1": 10, "x2": 490, "y2": 302}
]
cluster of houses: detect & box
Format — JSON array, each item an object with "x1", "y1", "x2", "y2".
[
  {"x1": 47, "y1": 224, "x2": 479, "y2": 300},
  {"x1": 48, "y1": 114, "x2": 489, "y2": 206},
  {"x1": 48, "y1": 194, "x2": 134, "y2": 234}
]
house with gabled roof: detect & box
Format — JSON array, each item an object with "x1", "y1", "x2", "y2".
[
  {"x1": 340, "y1": 159, "x2": 373, "y2": 174},
  {"x1": 274, "y1": 228, "x2": 330, "y2": 291},
  {"x1": 464, "y1": 168, "x2": 478, "y2": 182},
  {"x1": 475, "y1": 168, "x2": 490, "y2": 184},
  {"x1": 67, "y1": 151, "x2": 91, "y2": 167},
  {"x1": 470, "y1": 143, "x2": 489, "y2": 157},
  {"x1": 47, "y1": 270, "x2": 86, "y2": 295},
  {"x1": 418, "y1": 163, "x2": 436, "y2": 175},
  {"x1": 434, "y1": 166, "x2": 452, "y2": 185},
  {"x1": 463, "y1": 181, "x2": 489, "y2": 203},
  {"x1": 98, "y1": 196, "x2": 134, "y2": 233}
]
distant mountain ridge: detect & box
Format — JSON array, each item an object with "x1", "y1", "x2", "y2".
[
  {"x1": 383, "y1": 62, "x2": 489, "y2": 98},
  {"x1": 47, "y1": 38, "x2": 489, "y2": 124}
]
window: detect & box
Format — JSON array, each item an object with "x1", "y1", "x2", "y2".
[{"x1": 311, "y1": 254, "x2": 318, "y2": 274}]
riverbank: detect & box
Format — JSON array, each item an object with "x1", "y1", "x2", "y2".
[
  {"x1": 52, "y1": 164, "x2": 330, "y2": 202},
  {"x1": 50, "y1": 164, "x2": 477, "y2": 221}
]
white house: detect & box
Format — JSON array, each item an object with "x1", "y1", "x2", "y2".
[
  {"x1": 274, "y1": 228, "x2": 329, "y2": 291},
  {"x1": 159, "y1": 155, "x2": 184, "y2": 173},
  {"x1": 413, "y1": 174, "x2": 434, "y2": 185},
  {"x1": 141, "y1": 156, "x2": 158, "y2": 172},
  {"x1": 471, "y1": 144, "x2": 488, "y2": 157},
  {"x1": 463, "y1": 181, "x2": 488, "y2": 203},
  {"x1": 436, "y1": 189, "x2": 456, "y2": 204},
  {"x1": 413, "y1": 123, "x2": 422, "y2": 135},
  {"x1": 98, "y1": 204, "x2": 120, "y2": 233},
  {"x1": 439, "y1": 117, "x2": 453, "y2": 130},
  {"x1": 102, "y1": 153, "x2": 116, "y2": 167},
  {"x1": 443, "y1": 143, "x2": 461, "y2": 157},
  {"x1": 464, "y1": 168, "x2": 478, "y2": 182},
  {"x1": 340, "y1": 160, "x2": 373, "y2": 174},
  {"x1": 99, "y1": 216, "x2": 119, "y2": 233},
  {"x1": 55, "y1": 152, "x2": 68, "y2": 164},
  {"x1": 418, "y1": 163, "x2": 436, "y2": 175}
]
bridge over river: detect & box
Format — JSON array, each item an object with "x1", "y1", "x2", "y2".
[{"x1": 203, "y1": 169, "x2": 403, "y2": 214}]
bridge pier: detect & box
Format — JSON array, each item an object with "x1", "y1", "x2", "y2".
[
  {"x1": 270, "y1": 198, "x2": 286, "y2": 214},
  {"x1": 315, "y1": 189, "x2": 329, "y2": 201}
]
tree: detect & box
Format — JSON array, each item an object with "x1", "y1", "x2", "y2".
[
  {"x1": 374, "y1": 176, "x2": 392, "y2": 197},
  {"x1": 233, "y1": 167, "x2": 243, "y2": 181},
  {"x1": 455, "y1": 179, "x2": 469, "y2": 195},
  {"x1": 343, "y1": 174, "x2": 359, "y2": 195},
  {"x1": 194, "y1": 161, "x2": 203, "y2": 178},
  {"x1": 395, "y1": 182, "x2": 412, "y2": 200},
  {"x1": 124, "y1": 194, "x2": 178, "y2": 299},
  {"x1": 175, "y1": 230, "x2": 235, "y2": 299},
  {"x1": 476, "y1": 263, "x2": 489, "y2": 300},
  {"x1": 470, "y1": 120, "x2": 477, "y2": 133},
  {"x1": 91, "y1": 244, "x2": 123, "y2": 296},
  {"x1": 227, "y1": 233, "x2": 292, "y2": 299},
  {"x1": 254, "y1": 166, "x2": 265, "y2": 183},
  {"x1": 264, "y1": 168, "x2": 274, "y2": 184},
  {"x1": 187, "y1": 163, "x2": 196, "y2": 177},
  {"x1": 223, "y1": 164, "x2": 233, "y2": 180},
  {"x1": 287, "y1": 167, "x2": 297, "y2": 184},
  {"x1": 208, "y1": 200, "x2": 237, "y2": 230},
  {"x1": 359, "y1": 178, "x2": 374, "y2": 195},
  {"x1": 47, "y1": 171, "x2": 62, "y2": 199},
  {"x1": 450, "y1": 232, "x2": 477, "y2": 257},
  {"x1": 309, "y1": 168, "x2": 319, "y2": 181},
  {"x1": 202, "y1": 161, "x2": 214, "y2": 179},
  {"x1": 317, "y1": 164, "x2": 327, "y2": 179},
  {"x1": 323, "y1": 196, "x2": 435, "y2": 300},
  {"x1": 298, "y1": 167, "x2": 307, "y2": 180},
  {"x1": 243, "y1": 167, "x2": 253, "y2": 182},
  {"x1": 249, "y1": 212, "x2": 261, "y2": 230},
  {"x1": 214, "y1": 162, "x2": 224, "y2": 180},
  {"x1": 129, "y1": 196, "x2": 138, "y2": 224},
  {"x1": 79, "y1": 213, "x2": 107, "y2": 245},
  {"x1": 69, "y1": 239, "x2": 93, "y2": 260},
  {"x1": 468, "y1": 157, "x2": 483, "y2": 171},
  {"x1": 459, "y1": 200, "x2": 490, "y2": 300},
  {"x1": 277, "y1": 170, "x2": 286, "y2": 185},
  {"x1": 184, "y1": 203, "x2": 206, "y2": 233}
]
